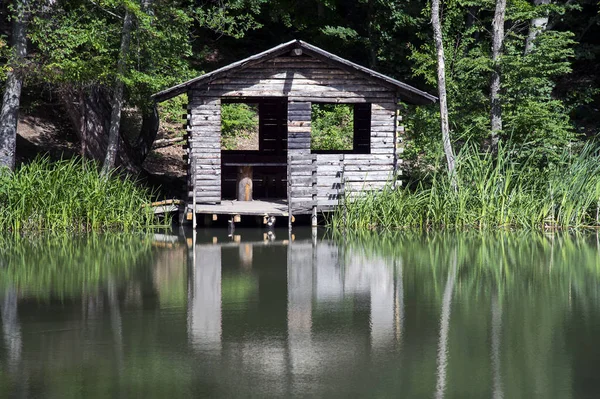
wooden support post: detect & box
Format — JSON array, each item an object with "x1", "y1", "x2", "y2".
[
  {"x1": 237, "y1": 166, "x2": 253, "y2": 201},
  {"x1": 393, "y1": 102, "x2": 399, "y2": 189},
  {"x1": 311, "y1": 154, "x2": 318, "y2": 227},
  {"x1": 341, "y1": 154, "x2": 347, "y2": 232},
  {"x1": 192, "y1": 158, "x2": 197, "y2": 229},
  {"x1": 287, "y1": 159, "x2": 292, "y2": 232}
]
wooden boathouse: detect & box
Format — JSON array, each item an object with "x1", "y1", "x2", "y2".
[{"x1": 152, "y1": 40, "x2": 436, "y2": 227}]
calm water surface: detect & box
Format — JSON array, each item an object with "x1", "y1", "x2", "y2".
[{"x1": 1, "y1": 229, "x2": 600, "y2": 398}]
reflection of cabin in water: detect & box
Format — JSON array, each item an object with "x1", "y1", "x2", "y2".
[{"x1": 152, "y1": 40, "x2": 436, "y2": 227}]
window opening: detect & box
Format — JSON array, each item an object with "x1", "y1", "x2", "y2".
[
  {"x1": 221, "y1": 103, "x2": 259, "y2": 151},
  {"x1": 310, "y1": 104, "x2": 354, "y2": 151},
  {"x1": 310, "y1": 103, "x2": 370, "y2": 154}
]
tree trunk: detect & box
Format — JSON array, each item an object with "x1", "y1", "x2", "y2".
[
  {"x1": 237, "y1": 166, "x2": 253, "y2": 201},
  {"x1": 0, "y1": 0, "x2": 30, "y2": 171},
  {"x1": 101, "y1": 8, "x2": 133, "y2": 175},
  {"x1": 135, "y1": 105, "x2": 159, "y2": 160},
  {"x1": 490, "y1": 0, "x2": 507, "y2": 150},
  {"x1": 59, "y1": 86, "x2": 141, "y2": 174},
  {"x1": 524, "y1": 0, "x2": 551, "y2": 54},
  {"x1": 431, "y1": 0, "x2": 457, "y2": 180},
  {"x1": 367, "y1": 0, "x2": 377, "y2": 69}
]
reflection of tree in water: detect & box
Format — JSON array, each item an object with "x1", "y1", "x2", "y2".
[
  {"x1": 2, "y1": 231, "x2": 600, "y2": 397},
  {"x1": 1, "y1": 288, "x2": 22, "y2": 372},
  {"x1": 338, "y1": 232, "x2": 600, "y2": 397},
  {"x1": 0, "y1": 233, "x2": 167, "y2": 397},
  {"x1": 435, "y1": 249, "x2": 457, "y2": 399}
]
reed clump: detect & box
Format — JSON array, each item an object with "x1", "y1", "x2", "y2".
[
  {"x1": 0, "y1": 157, "x2": 164, "y2": 232},
  {"x1": 333, "y1": 144, "x2": 600, "y2": 231}
]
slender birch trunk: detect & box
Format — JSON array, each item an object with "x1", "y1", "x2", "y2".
[
  {"x1": 101, "y1": 7, "x2": 133, "y2": 175},
  {"x1": 0, "y1": 0, "x2": 30, "y2": 170},
  {"x1": 524, "y1": 0, "x2": 551, "y2": 54},
  {"x1": 490, "y1": 0, "x2": 507, "y2": 151},
  {"x1": 431, "y1": 0, "x2": 456, "y2": 180}
]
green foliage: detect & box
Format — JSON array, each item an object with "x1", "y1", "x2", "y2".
[
  {"x1": 408, "y1": 0, "x2": 579, "y2": 168},
  {"x1": 311, "y1": 104, "x2": 353, "y2": 151},
  {"x1": 158, "y1": 94, "x2": 188, "y2": 136},
  {"x1": 194, "y1": 1, "x2": 265, "y2": 38},
  {"x1": 0, "y1": 33, "x2": 10, "y2": 83},
  {"x1": 26, "y1": 0, "x2": 264, "y2": 112},
  {"x1": 28, "y1": 0, "x2": 197, "y2": 109},
  {"x1": 333, "y1": 143, "x2": 600, "y2": 231},
  {"x1": 0, "y1": 157, "x2": 165, "y2": 232},
  {"x1": 221, "y1": 103, "x2": 259, "y2": 150}
]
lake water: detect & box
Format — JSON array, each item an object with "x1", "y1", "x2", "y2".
[{"x1": 1, "y1": 229, "x2": 600, "y2": 398}]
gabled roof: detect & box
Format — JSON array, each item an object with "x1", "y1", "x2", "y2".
[{"x1": 152, "y1": 40, "x2": 437, "y2": 105}]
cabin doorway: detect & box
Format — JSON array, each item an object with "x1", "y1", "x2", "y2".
[{"x1": 221, "y1": 97, "x2": 288, "y2": 200}]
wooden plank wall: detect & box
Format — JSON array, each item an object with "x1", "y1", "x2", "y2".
[
  {"x1": 288, "y1": 102, "x2": 315, "y2": 214},
  {"x1": 315, "y1": 154, "x2": 344, "y2": 208},
  {"x1": 190, "y1": 54, "x2": 396, "y2": 103},
  {"x1": 343, "y1": 102, "x2": 397, "y2": 196},
  {"x1": 187, "y1": 52, "x2": 400, "y2": 208},
  {"x1": 188, "y1": 97, "x2": 221, "y2": 203}
]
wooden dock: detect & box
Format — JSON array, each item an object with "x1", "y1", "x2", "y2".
[
  {"x1": 149, "y1": 198, "x2": 317, "y2": 228},
  {"x1": 194, "y1": 199, "x2": 289, "y2": 216}
]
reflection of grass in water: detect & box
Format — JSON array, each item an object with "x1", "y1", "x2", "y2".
[
  {"x1": 152, "y1": 246, "x2": 187, "y2": 308},
  {"x1": 347, "y1": 229, "x2": 600, "y2": 303},
  {"x1": 0, "y1": 233, "x2": 154, "y2": 298},
  {"x1": 335, "y1": 231, "x2": 600, "y2": 398}
]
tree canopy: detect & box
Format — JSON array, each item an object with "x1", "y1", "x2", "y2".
[{"x1": 0, "y1": 0, "x2": 598, "y2": 174}]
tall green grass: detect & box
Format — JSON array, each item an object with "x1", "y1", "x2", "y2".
[
  {"x1": 0, "y1": 157, "x2": 165, "y2": 232},
  {"x1": 332, "y1": 143, "x2": 600, "y2": 230}
]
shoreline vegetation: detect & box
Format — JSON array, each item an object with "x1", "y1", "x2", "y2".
[
  {"x1": 0, "y1": 157, "x2": 165, "y2": 232},
  {"x1": 332, "y1": 144, "x2": 600, "y2": 231},
  {"x1": 3, "y1": 142, "x2": 600, "y2": 233}
]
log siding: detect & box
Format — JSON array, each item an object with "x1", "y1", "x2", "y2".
[
  {"x1": 186, "y1": 53, "x2": 399, "y2": 210},
  {"x1": 154, "y1": 41, "x2": 435, "y2": 220}
]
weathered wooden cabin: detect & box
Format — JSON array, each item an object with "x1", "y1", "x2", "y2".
[{"x1": 152, "y1": 40, "x2": 436, "y2": 227}]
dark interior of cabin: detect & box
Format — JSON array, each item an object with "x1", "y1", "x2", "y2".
[{"x1": 221, "y1": 97, "x2": 289, "y2": 200}]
